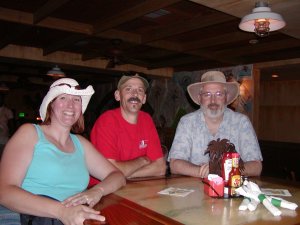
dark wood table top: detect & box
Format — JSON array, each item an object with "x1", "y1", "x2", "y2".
[{"x1": 84, "y1": 193, "x2": 183, "y2": 225}]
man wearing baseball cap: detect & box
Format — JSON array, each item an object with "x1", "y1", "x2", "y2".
[
  {"x1": 90, "y1": 74, "x2": 166, "y2": 185},
  {"x1": 168, "y1": 71, "x2": 262, "y2": 178}
]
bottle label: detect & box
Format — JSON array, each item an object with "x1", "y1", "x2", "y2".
[
  {"x1": 230, "y1": 175, "x2": 241, "y2": 196},
  {"x1": 232, "y1": 175, "x2": 241, "y2": 186},
  {"x1": 223, "y1": 186, "x2": 229, "y2": 198},
  {"x1": 232, "y1": 157, "x2": 239, "y2": 167},
  {"x1": 223, "y1": 159, "x2": 232, "y2": 181}
]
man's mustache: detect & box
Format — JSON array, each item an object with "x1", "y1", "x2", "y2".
[
  {"x1": 128, "y1": 97, "x2": 141, "y2": 103},
  {"x1": 208, "y1": 103, "x2": 219, "y2": 108}
]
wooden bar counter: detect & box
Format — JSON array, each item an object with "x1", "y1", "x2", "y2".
[{"x1": 86, "y1": 176, "x2": 300, "y2": 225}]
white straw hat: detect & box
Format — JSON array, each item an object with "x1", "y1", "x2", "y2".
[
  {"x1": 39, "y1": 78, "x2": 95, "y2": 121},
  {"x1": 187, "y1": 71, "x2": 239, "y2": 105}
]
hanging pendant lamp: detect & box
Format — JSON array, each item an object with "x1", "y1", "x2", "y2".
[
  {"x1": 239, "y1": 1, "x2": 286, "y2": 37},
  {"x1": 46, "y1": 65, "x2": 66, "y2": 78}
]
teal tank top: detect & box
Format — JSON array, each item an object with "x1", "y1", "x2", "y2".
[{"x1": 21, "y1": 124, "x2": 89, "y2": 201}]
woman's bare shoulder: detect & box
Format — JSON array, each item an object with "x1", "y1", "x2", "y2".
[
  {"x1": 16, "y1": 123, "x2": 37, "y2": 134},
  {"x1": 11, "y1": 123, "x2": 38, "y2": 142},
  {"x1": 75, "y1": 135, "x2": 95, "y2": 153}
]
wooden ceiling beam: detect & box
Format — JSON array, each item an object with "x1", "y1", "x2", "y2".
[
  {"x1": 0, "y1": 6, "x2": 240, "y2": 65},
  {"x1": 33, "y1": 0, "x2": 72, "y2": 24},
  {"x1": 43, "y1": 34, "x2": 88, "y2": 56},
  {"x1": 81, "y1": 52, "x2": 103, "y2": 61},
  {"x1": 121, "y1": 57, "x2": 152, "y2": 68},
  {"x1": 181, "y1": 31, "x2": 251, "y2": 51},
  {"x1": 142, "y1": 13, "x2": 236, "y2": 43},
  {"x1": 93, "y1": 0, "x2": 181, "y2": 34},
  {"x1": 0, "y1": 7, "x2": 33, "y2": 24},
  {"x1": 186, "y1": 39, "x2": 300, "y2": 66},
  {"x1": 98, "y1": 29, "x2": 141, "y2": 44},
  {"x1": 148, "y1": 55, "x2": 205, "y2": 69},
  {"x1": 0, "y1": 26, "x2": 30, "y2": 49},
  {"x1": 0, "y1": 44, "x2": 173, "y2": 78},
  {"x1": 214, "y1": 39, "x2": 300, "y2": 58},
  {"x1": 255, "y1": 58, "x2": 300, "y2": 69},
  {"x1": 147, "y1": 40, "x2": 182, "y2": 52},
  {"x1": 0, "y1": 7, "x2": 93, "y2": 34},
  {"x1": 100, "y1": 29, "x2": 183, "y2": 52},
  {"x1": 185, "y1": 48, "x2": 238, "y2": 65}
]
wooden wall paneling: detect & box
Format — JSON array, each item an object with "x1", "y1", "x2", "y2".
[
  {"x1": 259, "y1": 106, "x2": 300, "y2": 142},
  {"x1": 259, "y1": 80, "x2": 300, "y2": 143},
  {"x1": 261, "y1": 80, "x2": 300, "y2": 106}
]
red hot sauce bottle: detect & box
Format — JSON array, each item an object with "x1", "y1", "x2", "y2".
[
  {"x1": 221, "y1": 152, "x2": 232, "y2": 198},
  {"x1": 228, "y1": 153, "x2": 241, "y2": 197},
  {"x1": 222, "y1": 152, "x2": 233, "y2": 185}
]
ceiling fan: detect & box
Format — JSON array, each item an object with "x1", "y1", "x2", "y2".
[
  {"x1": 103, "y1": 39, "x2": 126, "y2": 69},
  {"x1": 98, "y1": 38, "x2": 150, "y2": 69}
]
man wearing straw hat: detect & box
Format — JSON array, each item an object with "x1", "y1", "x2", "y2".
[{"x1": 168, "y1": 71, "x2": 262, "y2": 178}]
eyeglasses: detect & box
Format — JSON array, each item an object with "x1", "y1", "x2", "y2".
[
  {"x1": 52, "y1": 83, "x2": 81, "y2": 90},
  {"x1": 200, "y1": 91, "x2": 226, "y2": 100}
]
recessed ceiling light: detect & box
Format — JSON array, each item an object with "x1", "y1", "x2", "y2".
[
  {"x1": 145, "y1": 9, "x2": 170, "y2": 19},
  {"x1": 249, "y1": 39, "x2": 259, "y2": 45},
  {"x1": 272, "y1": 74, "x2": 279, "y2": 78}
]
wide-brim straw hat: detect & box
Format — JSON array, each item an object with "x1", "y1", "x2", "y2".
[
  {"x1": 117, "y1": 74, "x2": 149, "y2": 90},
  {"x1": 39, "y1": 78, "x2": 95, "y2": 121},
  {"x1": 187, "y1": 71, "x2": 239, "y2": 105}
]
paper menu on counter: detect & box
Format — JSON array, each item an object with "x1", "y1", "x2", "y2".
[
  {"x1": 158, "y1": 187, "x2": 195, "y2": 197},
  {"x1": 261, "y1": 188, "x2": 292, "y2": 197}
]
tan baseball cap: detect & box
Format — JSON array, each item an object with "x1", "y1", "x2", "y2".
[{"x1": 117, "y1": 74, "x2": 149, "y2": 90}]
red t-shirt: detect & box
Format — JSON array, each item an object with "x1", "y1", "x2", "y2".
[{"x1": 89, "y1": 108, "x2": 163, "y2": 186}]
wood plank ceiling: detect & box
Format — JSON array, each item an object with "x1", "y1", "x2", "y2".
[{"x1": 0, "y1": 0, "x2": 299, "y2": 84}]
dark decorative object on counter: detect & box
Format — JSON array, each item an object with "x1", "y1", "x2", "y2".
[{"x1": 205, "y1": 138, "x2": 244, "y2": 176}]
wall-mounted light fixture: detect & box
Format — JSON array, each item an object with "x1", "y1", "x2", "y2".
[
  {"x1": 0, "y1": 82, "x2": 9, "y2": 92},
  {"x1": 239, "y1": 1, "x2": 286, "y2": 37},
  {"x1": 46, "y1": 65, "x2": 66, "y2": 78}
]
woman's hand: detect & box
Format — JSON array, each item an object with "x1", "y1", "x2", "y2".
[
  {"x1": 62, "y1": 186, "x2": 104, "y2": 208},
  {"x1": 59, "y1": 204, "x2": 105, "y2": 225}
]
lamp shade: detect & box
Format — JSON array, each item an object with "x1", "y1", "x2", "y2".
[
  {"x1": 46, "y1": 65, "x2": 66, "y2": 78},
  {"x1": 239, "y1": 2, "x2": 285, "y2": 35}
]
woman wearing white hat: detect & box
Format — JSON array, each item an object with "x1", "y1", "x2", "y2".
[{"x1": 0, "y1": 78, "x2": 125, "y2": 225}]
